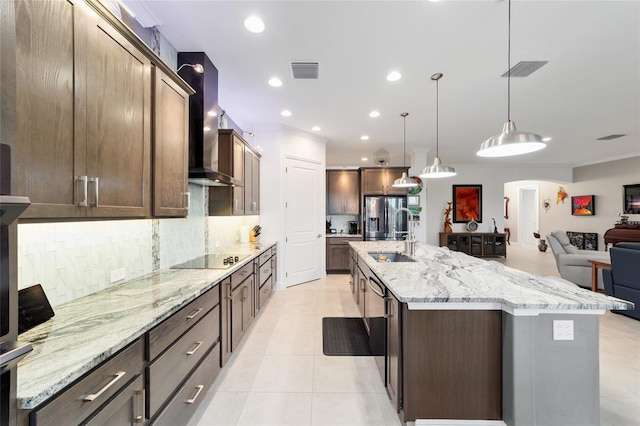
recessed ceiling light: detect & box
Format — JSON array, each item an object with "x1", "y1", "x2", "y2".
[
  {"x1": 542, "y1": 137, "x2": 552, "y2": 142},
  {"x1": 207, "y1": 110, "x2": 217, "y2": 117},
  {"x1": 386, "y1": 71, "x2": 402, "y2": 82},
  {"x1": 361, "y1": 135, "x2": 369, "y2": 141},
  {"x1": 369, "y1": 111, "x2": 380, "y2": 118},
  {"x1": 281, "y1": 110, "x2": 292, "y2": 117},
  {"x1": 203, "y1": 126, "x2": 211, "y2": 132},
  {"x1": 361, "y1": 157, "x2": 368, "y2": 162},
  {"x1": 312, "y1": 126, "x2": 321, "y2": 131},
  {"x1": 244, "y1": 16, "x2": 265, "y2": 33},
  {"x1": 268, "y1": 77, "x2": 283, "y2": 87}
]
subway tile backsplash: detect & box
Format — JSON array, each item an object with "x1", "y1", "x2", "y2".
[{"x1": 18, "y1": 184, "x2": 210, "y2": 308}]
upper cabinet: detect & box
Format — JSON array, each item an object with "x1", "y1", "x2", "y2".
[
  {"x1": 153, "y1": 67, "x2": 190, "y2": 217},
  {"x1": 14, "y1": 0, "x2": 192, "y2": 220},
  {"x1": 327, "y1": 170, "x2": 359, "y2": 215},
  {"x1": 210, "y1": 130, "x2": 261, "y2": 216},
  {"x1": 360, "y1": 167, "x2": 408, "y2": 196}
]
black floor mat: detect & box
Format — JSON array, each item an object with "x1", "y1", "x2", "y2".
[{"x1": 322, "y1": 317, "x2": 372, "y2": 356}]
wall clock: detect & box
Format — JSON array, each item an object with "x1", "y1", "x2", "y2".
[{"x1": 466, "y1": 219, "x2": 478, "y2": 232}]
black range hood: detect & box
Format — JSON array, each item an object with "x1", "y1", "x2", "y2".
[{"x1": 178, "y1": 52, "x2": 241, "y2": 187}]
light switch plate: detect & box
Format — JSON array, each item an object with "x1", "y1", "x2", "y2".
[{"x1": 553, "y1": 320, "x2": 574, "y2": 341}]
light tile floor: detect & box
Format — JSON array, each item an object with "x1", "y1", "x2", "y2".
[{"x1": 189, "y1": 243, "x2": 640, "y2": 426}]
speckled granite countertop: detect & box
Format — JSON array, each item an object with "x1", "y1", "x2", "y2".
[
  {"x1": 16, "y1": 241, "x2": 276, "y2": 410},
  {"x1": 350, "y1": 241, "x2": 632, "y2": 312}
]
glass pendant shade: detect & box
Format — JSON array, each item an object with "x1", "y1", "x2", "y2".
[
  {"x1": 392, "y1": 112, "x2": 418, "y2": 188},
  {"x1": 420, "y1": 157, "x2": 456, "y2": 178},
  {"x1": 477, "y1": 120, "x2": 546, "y2": 157}
]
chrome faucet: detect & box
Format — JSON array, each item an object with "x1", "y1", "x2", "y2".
[{"x1": 393, "y1": 207, "x2": 415, "y2": 255}]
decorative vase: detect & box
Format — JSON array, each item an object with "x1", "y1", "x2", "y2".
[{"x1": 538, "y1": 239, "x2": 548, "y2": 252}]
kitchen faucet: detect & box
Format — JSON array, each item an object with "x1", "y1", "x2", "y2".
[{"x1": 393, "y1": 207, "x2": 415, "y2": 256}]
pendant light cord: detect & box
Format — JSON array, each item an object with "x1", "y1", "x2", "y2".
[
  {"x1": 507, "y1": 0, "x2": 511, "y2": 122},
  {"x1": 401, "y1": 112, "x2": 408, "y2": 167},
  {"x1": 436, "y1": 77, "x2": 439, "y2": 157}
]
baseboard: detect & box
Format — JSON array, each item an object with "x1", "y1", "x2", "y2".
[{"x1": 415, "y1": 420, "x2": 506, "y2": 426}]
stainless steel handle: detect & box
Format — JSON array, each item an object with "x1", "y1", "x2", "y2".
[
  {"x1": 134, "y1": 389, "x2": 145, "y2": 423},
  {"x1": 186, "y1": 308, "x2": 203, "y2": 320},
  {"x1": 360, "y1": 277, "x2": 366, "y2": 291},
  {"x1": 234, "y1": 198, "x2": 238, "y2": 211},
  {"x1": 186, "y1": 385, "x2": 204, "y2": 404},
  {"x1": 186, "y1": 341, "x2": 204, "y2": 356},
  {"x1": 184, "y1": 192, "x2": 190, "y2": 209},
  {"x1": 252, "y1": 201, "x2": 257, "y2": 211},
  {"x1": 383, "y1": 296, "x2": 392, "y2": 319},
  {"x1": 367, "y1": 277, "x2": 385, "y2": 298},
  {"x1": 82, "y1": 371, "x2": 125, "y2": 401},
  {"x1": 90, "y1": 177, "x2": 99, "y2": 207},
  {"x1": 77, "y1": 176, "x2": 88, "y2": 207},
  {"x1": 241, "y1": 286, "x2": 247, "y2": 301},
  {"x1": 225, "y1": 282, "x2": 232, "y2": 300}
]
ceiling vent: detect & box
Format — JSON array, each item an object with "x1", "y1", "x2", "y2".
[
  {"x1": 596, "y1": 134, "x2": 626, "y2": 141},
  {"x1": 291, "y1": 61, "x2": 319, "y2": 79},
  {"x1": 501, "y1": 61, "x2": 548, "y2": 77}
]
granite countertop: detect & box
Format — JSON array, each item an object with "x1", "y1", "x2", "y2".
[
  {"x1": 350, "y1": 241, "x2": 632, "y2": 311},
  {"x1": 16, "y1": 241, "x2": 276, "y2": 410},
  {"x1": 326, "y1": 233, "x2": 362, "y2": 238}
]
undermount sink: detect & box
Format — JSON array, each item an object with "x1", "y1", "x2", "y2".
[{"x1": 368, "y1": 251, "x2": 416, "y2": 263}]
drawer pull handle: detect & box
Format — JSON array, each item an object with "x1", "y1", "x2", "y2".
[
  {"x1": 186, "y1": 385, "x2": 204, "y2": 404},
  {"x1": 134, "y1": 389, "x2": 145, "y2": 423},
  {"x1": 77, "y1": 176, "x2": 88, "y2": 207},
  {"x1": 186, "y1": 341, "x2": 204, "y2": 356},
  {"x1": 82, "y1": 371, "x2": 126, "y2": 401},
  {"x1": 186, "y1": 308, "x2": 203, "y2": 320}
]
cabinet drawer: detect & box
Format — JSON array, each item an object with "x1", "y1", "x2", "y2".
[
  {"x1": 32, "y1": 339, "x2": 144, "y2": 426},
  {"x1": 231, "y1": 262, "x2": 253, "y2": 288},
  {"x1": 147, "y1": 306, "x2": 219, "y2": 418},
  {"x1": 259, "y1": 261, "x2": 272, "y2": 286},
  {"x1": 258, "y1": 250, "x2": 271, "y2": 266},
  {"x1": 151, "y1": 344, "x2": 221, "y2": 426},
  {"x1": 84, "y1": 374, "x2": 144, "y2": 426},
  {"x1": 259, "y1": 279, "x2": 272, "y2": 308},
  {"x1": 148, "y1": 286, "x2": 219, "y2": 360}
]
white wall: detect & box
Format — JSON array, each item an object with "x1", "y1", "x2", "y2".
[
  {"x1": 505, "y1": 156, "x2": 640, "y2": 250},
  {"x1": 423, "y1": 164, "x2": 573, "y2": 245},
  {"x1": 255, "y1": 125, "x2": 327, "y2": 289}
]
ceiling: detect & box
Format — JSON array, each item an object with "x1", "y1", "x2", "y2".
[{"x1": 127, "y1": 0, "x2": 640, "y2": 169}]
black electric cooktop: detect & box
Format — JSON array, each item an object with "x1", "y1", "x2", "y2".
[{"x1": 171, "y1": 254, "x2": 250, "y2": 270}]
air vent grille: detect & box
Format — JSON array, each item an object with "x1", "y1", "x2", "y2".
[
  {"x1": 502, "y1": 61, "x2": 548, "y2": 77},
  {"x1": 291, "y1": 61, "x2": 319, "y2": 79},
  {"x1": 596, "y1": 134, "x2": 626, "y2": 141}
]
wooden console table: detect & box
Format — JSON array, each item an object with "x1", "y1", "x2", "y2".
[
  {"x1": 587, "y1": 259, "x2": 611, "y2": 293},
  {"x1": 439, "y1": 232, "x2": 507, "y2": 258},
  {"x1": 603, "y1": 224, "x2": 640, "y2": 249}
]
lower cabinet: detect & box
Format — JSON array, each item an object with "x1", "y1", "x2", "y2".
[
  {"x1": 386, "y1": 292, "x2": 401, "y2": 413},
  {"x1": 230, "y1": 262, "x2": 255, "y2": 351},
  {"x1": 327, "y1": 236, "x2": 361, "y2": 272},
  {"x1": 220, "y1": 277, "x2": 232, "y2": 366},
  {"x1": 29, "y1": 339, "x2": 145, "y2": 426},
  {"x1": 84, "y1": 375, "x2": 145, "y2": 426}
]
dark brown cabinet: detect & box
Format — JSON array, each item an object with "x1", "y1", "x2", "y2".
[
  {"x1": 153, "y1": 67, "x2": 190, "y2": 217},
  {"x1": 326, "y1": 170, "x2": 359, "y2": 215},
  {"x1": 386, "y1": 291, "x2": 401, "y2": 413},
  {"x1": 244, "y1": 146, "x2": 261, "y2": 215},
  {"x1": 326, "y1": 236, "x2": 362, "y2": 273},
  {"x1": 439, "y1": 232, "x2": 507, "y2": 258},
  {"x1": 360, "y1": 167, "x2": 408, "y2": 196},
  {"x1": 230, "y1": 262, "x2": 255, "y2": 351},
  {"x1": 84, "y1": 375, "x2": 145, "y2": 426},
  {"x1": 15, "y1": 0, "x2": 193, "y2": 220},
  {"x1": 220, "y1": 277, "x2": 232, "y2": 366}
]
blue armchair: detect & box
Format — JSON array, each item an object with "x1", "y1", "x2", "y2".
[{"x1": 603, "y1": 242, "x2": 640, "y2": 320}]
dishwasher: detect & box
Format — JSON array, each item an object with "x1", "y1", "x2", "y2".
[{"x1": 365, "y1": 273, "x2": 387, "y2": 385}]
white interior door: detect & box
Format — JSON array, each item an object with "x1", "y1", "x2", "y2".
[
  {"x1": 284, "y1": 157, "x2": 323, "y2": 286},
  {"x1": 519, "y1": 186, "x2": 539, "y2": 245}
]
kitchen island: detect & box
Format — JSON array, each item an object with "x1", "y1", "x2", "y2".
[{"x1": 349, "y1": 241, "x2": 632, "y2": 426}]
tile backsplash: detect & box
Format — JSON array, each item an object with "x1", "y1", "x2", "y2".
[{"x1": 17, "y1": 184, "x2": 216, "y2": 307}]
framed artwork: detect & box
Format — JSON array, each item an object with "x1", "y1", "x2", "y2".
[
  {"x1": 571, "y1": 195, "x2": 595, "y2": 216},
  {"x1": 453, "y1": 185, "x2": 482, "y2": 223}
]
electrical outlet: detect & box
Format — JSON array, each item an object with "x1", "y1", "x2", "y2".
[
  {"x1": 553, "y1": 320, "x2": 574, "y2": 341},
  {"x1": 110, "y1": 268, "x2": 126, "y2": 283}
]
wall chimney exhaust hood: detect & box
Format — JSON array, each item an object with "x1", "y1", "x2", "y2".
[{"x1": 178, "y1": 52, "x2": 242, "y2": 187}]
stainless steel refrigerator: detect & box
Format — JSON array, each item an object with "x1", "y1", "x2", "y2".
[{"x1": 363, "y1": 196, "x2": 408, "y2": 241}]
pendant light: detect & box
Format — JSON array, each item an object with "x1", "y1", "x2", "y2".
[
  {"x1": 477, "y1": 0, "x2": 545, "y2": 157},
  {"x1": 392, "y1": 112, "x2": 418, "y2": 188},
  {"x1": 420, "y1": 73, "x2": 456, "y2": 178}
]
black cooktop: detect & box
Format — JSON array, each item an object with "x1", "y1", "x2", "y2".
[{"x1": 171, "y1": 254, "x2": 250, "y2": 270}]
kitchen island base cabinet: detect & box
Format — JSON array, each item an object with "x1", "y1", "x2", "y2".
[
  {"x1": 84, "y1": 375, "x2": 144, "y2": 426},
  {"x1": 401, "y1": 309, "x2": 502, "y2": 422}
]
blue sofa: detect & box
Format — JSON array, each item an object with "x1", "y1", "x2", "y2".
[{"x1": 603, "y1": 242, "x2": 640, "y2": 320}]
